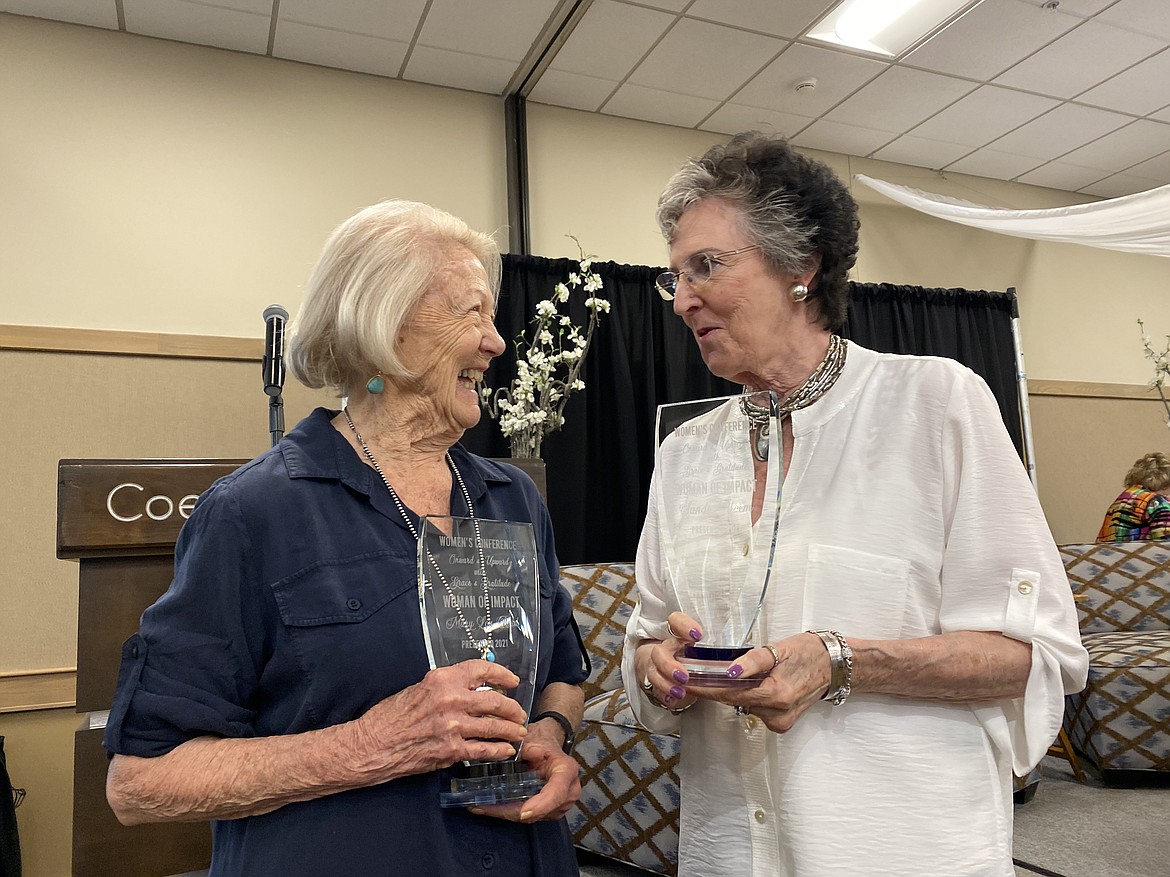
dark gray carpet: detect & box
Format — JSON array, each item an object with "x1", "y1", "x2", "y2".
[{"x1": 1012, "y1": 755, "x2": 1168, "y2": 877}]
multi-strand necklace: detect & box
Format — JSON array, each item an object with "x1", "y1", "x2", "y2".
[
  {"x1": 342, "y1": 407, "x2": 498, "y2": 661},
  {"x1": 740, "y1": 334, "x2": 848, "y2": 462}
]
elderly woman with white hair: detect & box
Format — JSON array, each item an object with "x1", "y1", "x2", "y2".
[{"x1": 102, "y1": 200, "x2": 588, "y2": 876}]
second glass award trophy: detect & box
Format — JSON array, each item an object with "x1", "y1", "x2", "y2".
[
  {"x1": 418, "y1": 515, "x2": 544, "y2": 807},
  {"x1": 655, "y1": 392, "x2": 783, "y2": 687}
]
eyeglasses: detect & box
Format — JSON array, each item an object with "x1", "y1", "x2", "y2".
[{"x1": 655, "y1": 245, "x2": 760, "y2": 301}]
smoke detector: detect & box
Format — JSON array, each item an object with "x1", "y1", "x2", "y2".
[{"x1": 795, "y1": 77, "x2": 818, "y2": 95}]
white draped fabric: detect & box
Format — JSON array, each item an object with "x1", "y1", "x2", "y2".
[{"x1": 856, "y1": 174, "x2": 1170, "y2": 258}]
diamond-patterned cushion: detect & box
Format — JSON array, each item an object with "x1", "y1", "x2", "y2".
[
  {"x1": 1059, "y1": 542, "x2": 1170, "y2": 634},
  {"x1": 1059, "y1": 542, "x2": 1170, "y2": 775},
  {"x1": 561, "y1": 563, "x2": 681, "y2": 875},
  {"x1": 561, "y1": 563, "x2": 638, "y2": 702}
]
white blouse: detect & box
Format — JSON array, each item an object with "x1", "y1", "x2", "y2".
[{"x1": 623, "y1": 342, "x2": 1088, "y2": 877}]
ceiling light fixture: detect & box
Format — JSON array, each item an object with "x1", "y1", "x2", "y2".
[{"x1": 806, "y1": 0, "x2": 986, "y2": 58}]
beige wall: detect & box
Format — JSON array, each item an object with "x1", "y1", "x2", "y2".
[
  {"x1": 0, "y1": 14, "x2": 507, "y2": 337},
  {"x1": 3, "y1": 13, "x2": 1169, "y2": 876},
  {"x1": 0, "y1": 710, "x2": 77, "y2": 877}
]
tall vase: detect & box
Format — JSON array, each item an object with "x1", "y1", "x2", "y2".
[{"x1": 496, "y1": 455, "x2": 548, "y2": 502}]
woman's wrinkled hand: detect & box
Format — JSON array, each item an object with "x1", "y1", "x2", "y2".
[
  {"x1": 636, "y1": 610, "x2": 706, "y2": 712},
  {"x1": 689, "y1": 632, "x2": 831, "y2": 733},
  {"x1": 345, "y1": 660, "x2": 527, "y2": 781},
  {"x1": 470, "y1": 735, "x2": 581, "y2": 823}
]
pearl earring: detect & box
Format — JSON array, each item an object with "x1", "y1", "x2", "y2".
[
  {"x1": 791, "y1": 283, "x2": 809, "y2": 302},
  {"x1": 366, "y1": 373, "x2": 385, "y2": 394}
]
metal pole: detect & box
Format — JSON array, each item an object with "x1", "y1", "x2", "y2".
[{"x1": 1008, "y1": 288, "x2": 1038, "y2": 490}]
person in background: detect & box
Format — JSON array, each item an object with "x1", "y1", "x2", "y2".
[
  {"x1": 623, "y1": 131, "x2": 1088, "y2": 877},
  {"x1": 103, "y1": 199, "x2": 588, "y2": 877},
  {"x1": 1096, "y1": 451, "x2": 1170, "y2": 542}
]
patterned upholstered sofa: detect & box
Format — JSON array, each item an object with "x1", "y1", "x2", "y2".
[
  {"x1": 560, "y1": 563, "x2": 680, "y2": 875},
  {"x1": 1059, "y1": 541, "x2": 1170, "y2": 781}
]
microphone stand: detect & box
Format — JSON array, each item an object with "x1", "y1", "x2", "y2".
[{"x1": 268, "y1": 392, "x2": 284, "y2": 447}]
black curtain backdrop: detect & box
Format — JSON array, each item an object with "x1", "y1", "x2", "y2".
[{"x1": 463, "y1": 256, "x2": 1020, "y2": 565}]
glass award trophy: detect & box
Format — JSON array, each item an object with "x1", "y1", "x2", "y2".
[
  {"x1": 655, "y1": 392, "x2": 783, "y2": 687},
  {"x1": 418, "y1": 515, "x2": 545, "y2": 807}
]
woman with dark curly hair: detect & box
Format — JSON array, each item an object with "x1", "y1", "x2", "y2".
[
  {"x1": 623, "y1": 132, "x2": 1087, "y2": 876},
  {"x1": 1097, "y1": 451, "x2": 1170, "y2": 541}
]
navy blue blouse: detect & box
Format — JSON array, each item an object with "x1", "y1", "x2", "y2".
[{"x1": 104, "y1": 408, "x2": 589, "y2": 876}]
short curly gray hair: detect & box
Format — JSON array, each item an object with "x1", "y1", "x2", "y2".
[
  {"x1": 287, "y1": 200, "x2": 501, "y2": 398},
  {"x1": 657, "y1": 132, "x2": 859, "y2": 330}
]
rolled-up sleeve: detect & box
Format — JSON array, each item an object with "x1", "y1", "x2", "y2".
[
  {"x1": 104, "y1": 484, "x2": 265, "y2": 758},
  {"x1": 938, "y1": 375, "x2": 1088, "y2": 776}
]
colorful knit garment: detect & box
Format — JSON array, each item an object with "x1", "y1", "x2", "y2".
[{"x1": 1096, "y1": 486, "x2": 1170, "y2": 542}]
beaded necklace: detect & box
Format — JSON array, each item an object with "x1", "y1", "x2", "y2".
[
  {"x1": 739, "y1": 335, "x2": 848, "y2": 462},
  {"x1": 342, "y1": 407, "x2": 497, "y2": 661}
]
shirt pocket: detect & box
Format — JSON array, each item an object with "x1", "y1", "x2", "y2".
[
  {"x1": 269, "y1": 549, "x2": 427, "y2": 726},
  {"x1": 803, "y1": 543, "x2": 911, "y2": 639}
]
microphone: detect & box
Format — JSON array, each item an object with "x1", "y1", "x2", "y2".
[{"x1": 262, "y1": 304, "x2": 289, "y2": 398}]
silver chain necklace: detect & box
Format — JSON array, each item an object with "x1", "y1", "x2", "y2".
[
  {"x1": 740, "y1": 335, "x2": 848, "y2": 462},
  {"x1": 341, "y1": 407, "x2": 498, "y2": 661}
]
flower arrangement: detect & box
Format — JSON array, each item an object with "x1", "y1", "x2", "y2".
[
  {"x1": 1138, "y1": 318, "x2": 1170, "y2": 428},
  {"x1": 481, "y1": 239, "x2": 610, "y2": 458}
]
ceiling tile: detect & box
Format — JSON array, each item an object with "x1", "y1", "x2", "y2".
[
  {"x1": 1037, "y1": 0, "x2": 1115, "y2": 15},
  {"x1": 700, "y1": 104, "x2": 816, "y2": 138},
  {"x1": 826, "y1": 67, "x2": 976, "y2": 133},
  {"x1": 123, "y1": 0, "x2": 271, "y2": 54},
  {"x1": 602, "y1": 83, "x2": 719, "y2": 128},
  {"x1": 0, "y1": 0, "x2": 118, "y2": 28},
  {"x1": 992, "y1": 19, "x2": 1166, "y2": 99},
  {"x1": 872, "y1": 136, "x2": 975, "y2": 170},
  {"x1": 791, "y1": 120, "x2": 895, "y2": 157},
  {"x1": 1076, "y1": 49, "x2": 1170, "y2": 116},
  {"x1": 634, "y1": 0, "x2": 690, "y2": 11},
  {"x1": 1097, "y1": 0, "x2": 1170, "y2": 42},
  {"x1": 986, "y1": 103, "x2": 1131, "y2": 160},
  {"x1": 944, "y1": 148, "x2": 1045, "y2": 179},
  {"x1": 1125, "y1": 150, "x2": 1170, "y2": 179},
  {"x1": 1016, "y1": 161, "x2": 1110, "y2": 191},
  {"x1": 1057, "y1": 120, "x2": 1170, "y2": 172},
  {"x1": 1080, "y1": 173, "x2": 1167, "y2": 198},
  {"x1": 277, "y1": 0, "x2": 427, "y2": 42},
  {"x1": 1153, "y1": 106, "x2": 1170, "y2": 123},
  {"x1": 549, "y1": 0, "x2": 673, "y2": 79},
  {"x1": 686, "y1": 0, "x2": 837, "y2": 39},
  {"x1": 403, "y1": 45, "x2": 518, "y2": 94},
  {"x1": 272, "y1": 21, "x2": 409, "y2": 79},
  {"x1": 734, "y1": 43, "x2": 887, "y2": 118},
  {"x1": 904, "y1": 0, "x2": 1080, "y2": 81},
  {"x1": 419, "y1": 0, "x2": 560, "y2": 62},
  {"x1": 628, "y1": 18, "x2": 785, "y2": 100},
  {"x1": 910, "y1": 85, "x2": 1059, "y2": 148},
  {"x1": 529, "y1": 70, "x2": 616, "y2": 112}
]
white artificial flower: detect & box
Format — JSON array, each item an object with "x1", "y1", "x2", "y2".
[{"x1": 480, "y1": 241, "x2": 609, "y2": 457}]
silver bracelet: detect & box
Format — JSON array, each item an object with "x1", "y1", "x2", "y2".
[{"x1": 807, "y1": 629, "x2": 853, "y2": 706}]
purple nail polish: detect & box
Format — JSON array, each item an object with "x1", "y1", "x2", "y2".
[
  {"x1": 670, "y1": 685, "x2": 686, "y2": 699},
  {"x1": 690, "y1": 628, "x2": 703, "y2": 642},
  {"x1": 673, "y1": 669, "x2": 689, "y2": 684},
  {"x1": 727, "y1": 664, "x2": 743, "y2": 679}
]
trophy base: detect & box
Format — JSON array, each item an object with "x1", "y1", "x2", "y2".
[
  {"x1": 440, "y1": 760, "x2": 545, "y2": 808},
  {"x1": 680, "y1": 644, "x2": 766, "y2": 688}
]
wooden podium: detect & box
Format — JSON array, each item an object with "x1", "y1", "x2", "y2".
[{"x1": 58, "y1": 459, "x2": 246, "y2": 877}]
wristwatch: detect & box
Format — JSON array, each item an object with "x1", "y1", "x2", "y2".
[{"x1": 532, "y1": 710, "x2": 577, "y2": 754}]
